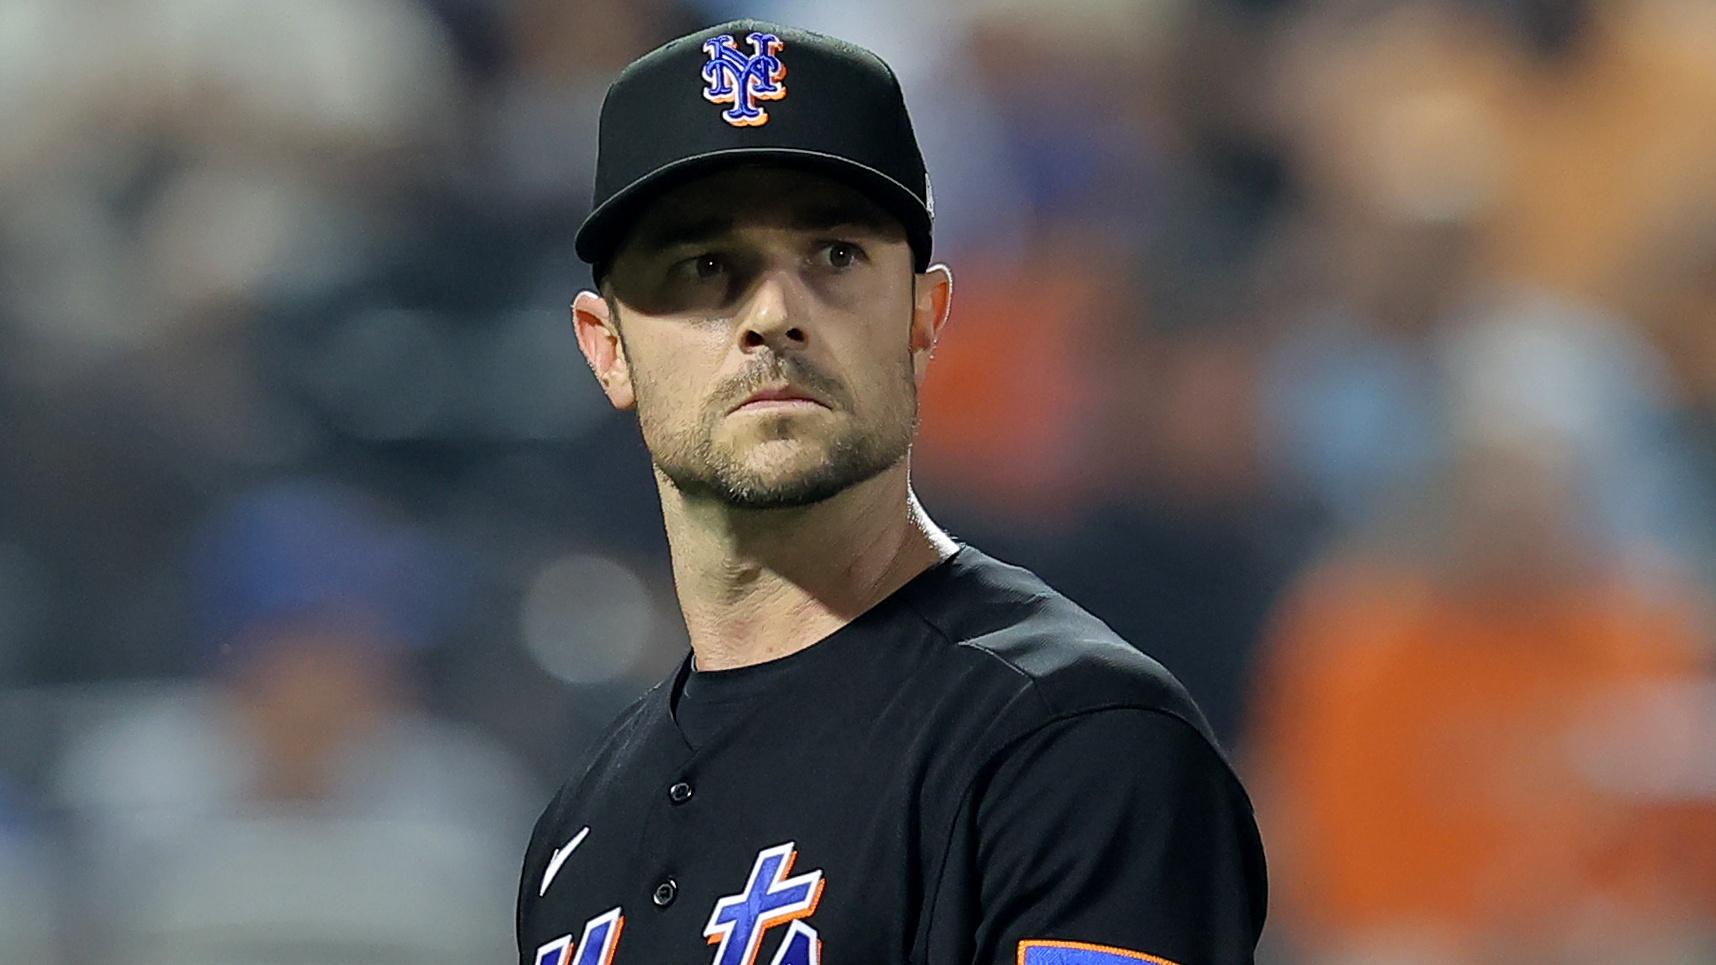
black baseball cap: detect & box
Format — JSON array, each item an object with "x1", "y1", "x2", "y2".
[{"x1": 575, "y1": 20, "x2": 934, "y2": 277}]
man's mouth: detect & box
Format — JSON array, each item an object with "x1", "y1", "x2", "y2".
[{"x1": 730, "y1": 384, "x2": 828, "y2": 413}]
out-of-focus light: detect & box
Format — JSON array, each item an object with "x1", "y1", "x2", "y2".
[{"x1": 519, "y1": 553, "x2": 655, "y2": 686}]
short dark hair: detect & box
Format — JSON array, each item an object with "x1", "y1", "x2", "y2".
[{"x1": 599, "y1": 283, "x2": 626, "y2": 344}]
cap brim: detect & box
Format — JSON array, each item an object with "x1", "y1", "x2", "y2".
[{"x1": 575, "y1": 147, "x2": 932, "y2": 277}]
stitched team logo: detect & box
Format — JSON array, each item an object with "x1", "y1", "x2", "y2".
[
  {"x1": 1017, "y1": 940, "x2": 1182, "y2": 965},
  {"x1": 705, "y1": 842, "x2": 824, "y2": 965},
  {"x1": 702, "y1": 32, "x2": 787, "y2": 127},
  {"x1": 534, "y1": 907, "x2": 625, "y2": 965}
]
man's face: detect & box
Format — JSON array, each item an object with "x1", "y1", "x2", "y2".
[{"x1": 596, "y1": 167, "x2": 924, "y2": 509}]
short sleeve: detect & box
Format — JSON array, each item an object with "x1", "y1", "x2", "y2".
[{"x1": 936, "y1": 708, "x2": 1267, "y2": 965}]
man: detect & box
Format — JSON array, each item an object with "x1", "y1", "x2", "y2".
[{"x1": 517, "y1": 20, "x2": 1266, "y2": 965}]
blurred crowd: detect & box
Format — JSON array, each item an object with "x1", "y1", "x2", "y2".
[{"x1": 1, "y1": 0, "x2": 1713, "y2": 962}]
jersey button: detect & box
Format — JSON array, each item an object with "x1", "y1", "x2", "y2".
[
  {"x1": 652, "y1": 878, "x2": 678, "y2": 907},
  {"x1": 668, "y1": 781, "x2": 694, "y2": 804}
]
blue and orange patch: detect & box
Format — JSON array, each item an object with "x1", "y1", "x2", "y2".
[{"x1": 1018, "y1": 939, "x2": 1183, "y2": 965}]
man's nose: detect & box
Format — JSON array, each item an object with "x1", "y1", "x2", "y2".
[{"x1": 735, "y1": 270, "x2": 808, "y2": 353}]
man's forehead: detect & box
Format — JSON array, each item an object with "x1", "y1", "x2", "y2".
[{"x1": 627, "y1": 167, "x2": 904, "y2": 250}]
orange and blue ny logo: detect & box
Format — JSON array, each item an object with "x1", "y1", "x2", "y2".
[{"x1": 701, "y1": 32, "x2": 787, "y2": 127}]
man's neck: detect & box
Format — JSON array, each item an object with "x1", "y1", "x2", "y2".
[{"x1": 657, "y1": 465, "x2": 956, "y2": 671}]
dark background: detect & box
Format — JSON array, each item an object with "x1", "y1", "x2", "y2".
[{"x1": 2, "y1": 0, "x2": 1714, "y2": 961}]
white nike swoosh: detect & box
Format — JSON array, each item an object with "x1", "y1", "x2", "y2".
[{"x1": 540, "y1": 826, "x2": 590, "y2": 897}]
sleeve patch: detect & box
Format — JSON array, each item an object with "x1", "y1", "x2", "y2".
[{"x1": 1018, "y1": 939, "x2": 1182, "y2": 965}]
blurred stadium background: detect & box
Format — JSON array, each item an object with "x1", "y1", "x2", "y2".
[{"x1": 2, "y1": 0, "x2": 1715, "y2": 962}]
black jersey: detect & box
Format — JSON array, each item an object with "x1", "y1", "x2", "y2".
[{"x1": 517, "y1": 544, "x2": 1267, "y2": 965}]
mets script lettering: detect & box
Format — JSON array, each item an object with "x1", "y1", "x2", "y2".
[
  {"x1": 704, "y1": 842, "x2": 824, "y2": 965},
  {"x1": 701, "y1": 32, "x2": 788, "y2": 127},
  {"x1": 534, "y1": 908, "x2": 624, "y2": 965},
  {"x1": 532, "y1": 843, "x2": 822, "y2": 965}
]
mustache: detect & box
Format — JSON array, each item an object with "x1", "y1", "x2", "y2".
[{"x1": 717, "y1": 356, "x2": 846, "y2": 410}]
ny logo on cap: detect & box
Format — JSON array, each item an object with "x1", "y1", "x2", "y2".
[{"x1": 702, "y1": 32, "x2": 787, "y2": 127}]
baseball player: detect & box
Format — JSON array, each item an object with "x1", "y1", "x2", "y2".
[{"x1": 518, "y1": 20, "x2": 1267, "y2": 965}]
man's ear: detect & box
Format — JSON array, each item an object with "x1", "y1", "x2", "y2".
[
  {"x1": 909, "y1": 264, "x2": 954, "y2": 384},
  {"x1": 573, "y1": 290, "x2": 636, "y2": 410}
]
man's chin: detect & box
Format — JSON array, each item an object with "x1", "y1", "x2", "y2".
[
  {"x1": 660, "y1": 451, "x2": 894, "y2": 510},
  {"x1": 711, "y1": 462, "x2": 860, "y2": 510},
  {"x1": 653, "y1": 420, "x2": 912, "y2": 510}
]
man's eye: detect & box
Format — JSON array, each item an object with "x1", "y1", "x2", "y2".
[
  {"x1": 821, "y1": 242, "x2": 863, "y2": 269},
  {"x1": 670, "y1": 254, "x2": 725, "y2": 282},
  {"x1": 692, "y1": 255, "x2": 724, "y2": 280}
]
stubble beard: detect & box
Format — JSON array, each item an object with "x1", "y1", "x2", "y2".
[{"x1": 638, "y1": 355, "x2": 917, "y2": 511}]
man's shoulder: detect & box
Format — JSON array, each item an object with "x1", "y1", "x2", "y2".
[
  {"x1": 587, "y1": 678, "x2": 669, "y2": 759},
  {"x1": 522, "y1": 676, "x2": 670, "y2": 853},
  {"x1": 545, "y1": 678, "x2": 667, "y2": 796},
  {"x1": 907, "y1": 544, "x2": 1214, "y2": 739}
]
